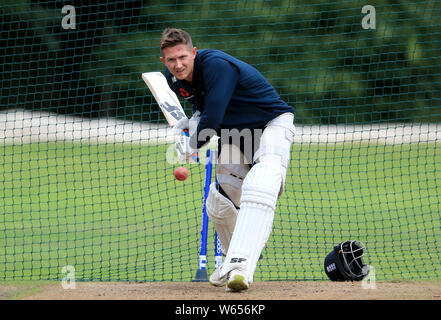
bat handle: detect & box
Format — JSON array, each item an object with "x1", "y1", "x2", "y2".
[{"x1": 181, "y1": 129, "x2": 200, "y2": 163}]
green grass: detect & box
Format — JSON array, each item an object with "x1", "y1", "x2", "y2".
[
  {"x1": 0, "y1": 142, "x2": 440, "y2": 281},
  {"x1": 0, "y1": 280, "x2": 56, "y2": 300}
]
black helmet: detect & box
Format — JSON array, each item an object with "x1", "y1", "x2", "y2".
[{"x1": 324, "y1": 240, "x2": 370, "y2": 281}]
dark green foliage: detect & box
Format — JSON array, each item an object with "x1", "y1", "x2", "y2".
[{"x1": 1, "y1": 0, "x2": 440, "y2": 123}]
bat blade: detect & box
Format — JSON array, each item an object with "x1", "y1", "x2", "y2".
[
  {"x1": 142, "y1": 72, "x2": 186, "y2": 127},
  {"x1": 142, "y1": 71, "x2": 199, "y2": 163}
]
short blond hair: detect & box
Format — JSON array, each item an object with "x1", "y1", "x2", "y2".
[{"x1": 160, "y1": 28, "x2": 193, "y2": 55}]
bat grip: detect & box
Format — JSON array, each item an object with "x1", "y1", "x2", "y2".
[{"x1": 181, "y1": 129, "x2": 199, "y2": 163}]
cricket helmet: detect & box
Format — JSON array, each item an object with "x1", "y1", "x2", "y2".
[{"x1": 324, "y1": 240, "x2": 370, "y2": 281}]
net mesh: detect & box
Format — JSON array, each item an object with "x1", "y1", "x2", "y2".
[{"x1": 1, "y1": 0, "x2": 440, "y2": 281}]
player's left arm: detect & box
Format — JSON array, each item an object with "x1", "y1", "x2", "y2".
[{"x1": 194, "y1": 58, "x2": 240, "y2": 149}]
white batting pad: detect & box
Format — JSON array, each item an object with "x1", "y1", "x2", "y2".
[
  {"x1": 253, "y1": 112, "x2": 295, "y2": 196},
  {"x1": 206, "y1": 182, "x2": 239, "y2": 255},
  {"x1": 220, "y1": 162, "x2": 282, "y2": 283}
]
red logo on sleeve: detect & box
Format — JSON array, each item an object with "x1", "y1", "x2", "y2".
[{"x1": 180, "y1": 88, "x2": 190, "y2": 98}]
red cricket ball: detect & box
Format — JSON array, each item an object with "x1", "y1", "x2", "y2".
[{"x1": 174, "y1": 166, "x2": 189, "y2": 181}]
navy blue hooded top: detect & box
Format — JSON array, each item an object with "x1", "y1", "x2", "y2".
[{"x1": 165, "y1": 49, "x2": 294, "y2": 148}]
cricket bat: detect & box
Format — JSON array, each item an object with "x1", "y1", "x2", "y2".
[
  {"x1": 142, "y1": 71, "x2": 199, "y2": 162},
  {"x1": 141, "y1": 72, "x2": 186, "y2": 127}
]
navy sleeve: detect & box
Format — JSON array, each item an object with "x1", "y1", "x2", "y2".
[{"x1": 195, "y1": 58, "x2": 240, "y2": 149}]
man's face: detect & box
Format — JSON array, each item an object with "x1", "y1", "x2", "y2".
[{"x1": 161, "y1": 44, "x2": 197, "y2": 82}]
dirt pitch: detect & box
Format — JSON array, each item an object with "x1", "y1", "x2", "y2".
[{"x1": 1, "y1": 281, "x2": 440, "y2": 300}]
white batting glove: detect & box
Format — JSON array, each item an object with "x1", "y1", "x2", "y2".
[
  {"x1": 172, "y1": 110, "x2": 200, "y2": 134},
  {"x1": 173, "y1": 111, "x2": 200, "y2": 163},
  {"x1": 190, "y1": 110, "x2": 201, "y2": 124},
  {"x1": 173, "y1": 117, "x2": 189, "y2": 135},
  {"x1": 175, "y1": 129, "x2": 199, "y2": 163}
]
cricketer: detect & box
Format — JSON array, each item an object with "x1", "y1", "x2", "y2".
[{"x1": 159, "y1": 28, "x2": 295, "y2": 292}]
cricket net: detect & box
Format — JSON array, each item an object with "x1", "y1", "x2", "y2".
[{"x1": 1, "y1": 0, "x2": 440, "y2": 281}]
